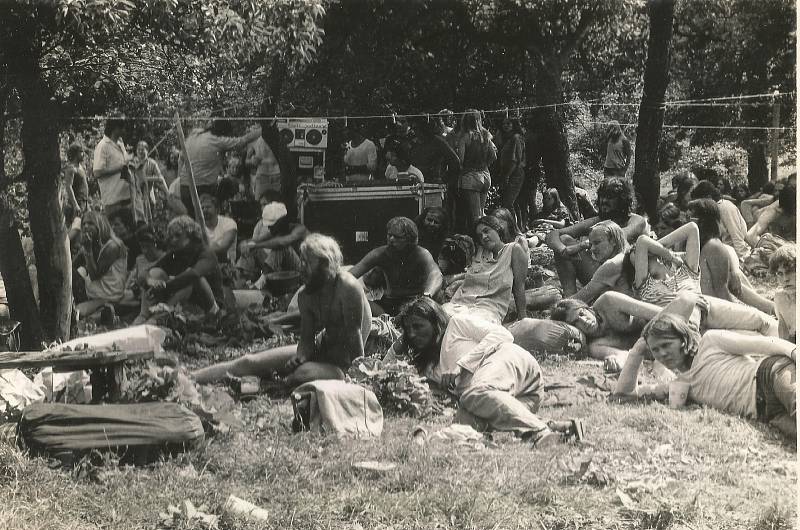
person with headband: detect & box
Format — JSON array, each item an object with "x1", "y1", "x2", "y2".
[{"x1": 614, "y1": 301, "x2": 795, "y2": 441}]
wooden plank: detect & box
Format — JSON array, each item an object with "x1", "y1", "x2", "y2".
[{"x1": 0, "y1": 350, "x2": 154, "y2": 370}]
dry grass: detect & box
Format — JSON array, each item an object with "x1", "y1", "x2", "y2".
[{"x1": 0, "y1": 354, "x2": 795, "y2": 530}]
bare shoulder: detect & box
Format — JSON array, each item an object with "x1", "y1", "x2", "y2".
[{"x1": 337, "y1": 271, "x2": 367, "y2": 297}]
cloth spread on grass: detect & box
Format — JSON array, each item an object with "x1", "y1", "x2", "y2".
[{"x1": 539, "y1": 374, "x2": 617, "y2": 408}]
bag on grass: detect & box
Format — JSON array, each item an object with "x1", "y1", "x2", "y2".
[
  {"x1": 291, "y1": 380, "x2": 383, "y2": 438},
  {"x1": 19, "y1": 402, "x2": 204, "y2": 457}
]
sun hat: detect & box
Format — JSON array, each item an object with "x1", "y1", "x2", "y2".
[{"x1": 261, "y1": 201, "x2": 288, "y2": 228}]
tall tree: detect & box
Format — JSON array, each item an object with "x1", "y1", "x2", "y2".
[
  {"x1": 633, "y1": 0, "x2": 675, "y2": 220},
  {"x1": 0, "y1": 0, "x2": 325, "y2": 343}
]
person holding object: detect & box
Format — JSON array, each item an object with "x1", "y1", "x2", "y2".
[
  {"x1": 614, "y1": 301, "x2": 796, "y2": 441},
  {"x1": 93, "y1": 118, "x2": 140, "y2": 218},
  {"x1": 193, "y1": 234, "x2": 372, "y2": 386},
  {"x1": 178, "y1": 118, "x2": 261, "y2": 217}
]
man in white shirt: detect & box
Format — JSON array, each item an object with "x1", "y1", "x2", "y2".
[
  {"x1": 200, "y1": 194, "x2": 238, "y2": 264},
  {"x1": 246, "y1": 136, "x2": 282, "y2": 199},
  {"x1": 343, "y1": 125, "x2": 377, "y2": 182},
  {"x1": 93, "y1": 118, "x2": 140, "y2": 218},
  {"x1": 384, "y1": 142, "x2": 424, "y2": 183}
]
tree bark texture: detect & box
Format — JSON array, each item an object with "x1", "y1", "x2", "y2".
[
  {"x1": 633, "y1": 0, "x2": 675, "y2": 221},
  {"x1": 746, "y1": 138, "x2": 769, "y2": 192},
  {"x1": 0, "y1": 198, "x2": 43, "y2": 349},
  {"x1": 525, "y1": 48, "x2": 580, "y2": 220},
  {"x1": 15, "y1": 59, "x2": 72, "y2": 342}
]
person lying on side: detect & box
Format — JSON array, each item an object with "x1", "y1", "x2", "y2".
[{"x1": 613, "y1": 306, "x2": 796, "y2": 441}]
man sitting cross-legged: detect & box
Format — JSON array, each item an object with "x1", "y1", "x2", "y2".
[{"x1": 192, "y1": 233, "x2": 372, "y2": 387}]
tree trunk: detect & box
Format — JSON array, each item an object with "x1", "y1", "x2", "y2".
[
  {"x1": 746, "y1": 137, "x2": 769, "y2": 192},
  {"x1": 0, "y1": 198, "x2": 43, "y2": 349},
  {"x1": 525, "y1": 48, "x2": 580, "y2": 220},
  {"x1": 17, "y1": 64, "x2": 72, "y2": 342},
  {"x1": 632, "y1": 0, "x2": 675, "y2": 221}
]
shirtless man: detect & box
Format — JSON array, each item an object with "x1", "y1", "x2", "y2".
[
  {"x1": 546, "y1": 178, "x2": 650, "y2": 297},
  {"x1": 192, "y1": 233, "x2": 371, "y2": 386},
  {"x1": 552, "y1": 290, "x2": 777, "y2": 371},
  {"x1": 349, "y1": 216, "x2": 443, "y2": 316}
]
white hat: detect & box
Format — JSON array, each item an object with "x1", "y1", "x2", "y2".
[{"x1": 261, "y1": 201, "x2": 288, "y2": 227}]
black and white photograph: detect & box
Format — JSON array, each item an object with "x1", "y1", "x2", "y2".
[{"x1": 0, "y1": 0, "x2": 796, "y2": 528}]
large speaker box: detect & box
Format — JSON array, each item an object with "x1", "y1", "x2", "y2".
[{"x1": 299, "y1": 183, "x2": 445, "y2": 264}]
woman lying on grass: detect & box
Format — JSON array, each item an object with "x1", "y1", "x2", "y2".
[
  {"x1": 551, "y1": 290, "x2": 778, "y2": 372},
  {"x1": 613, "y1": 294, "x2": 796, "y2": 440},
  {"x1": 385, "y1": 297, "x2": 581, "y2": 448}
]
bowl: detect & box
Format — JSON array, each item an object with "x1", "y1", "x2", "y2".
[{"x1": 263, "y1": 271, "x2": 301, "y2": 295}]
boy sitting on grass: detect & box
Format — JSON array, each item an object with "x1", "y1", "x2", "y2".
[{"x1": 770, "y1": 245, "x2": 796, "y2": 342}]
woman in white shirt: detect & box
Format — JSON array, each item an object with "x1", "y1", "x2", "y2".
[{"x1": 385, "y1": 297, "x2": 580, "y2": 447}]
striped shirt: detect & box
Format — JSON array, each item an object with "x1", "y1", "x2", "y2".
[{"x1": 636, "y1": 264, "x2": 701, "y2": 307}]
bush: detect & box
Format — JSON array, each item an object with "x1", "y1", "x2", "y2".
[{"x1": 670, "y1": 142, "x2": 748, "y2": 187}]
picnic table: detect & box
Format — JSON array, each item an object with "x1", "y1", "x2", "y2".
[{"x1": 0, "y1": 349, "x2": 154, "y2": 402}]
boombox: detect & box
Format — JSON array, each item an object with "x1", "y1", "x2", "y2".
[{"x1": 278, "y1": 119, "x2": 328, "y2": 149}]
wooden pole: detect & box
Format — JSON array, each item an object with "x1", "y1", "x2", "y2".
[
  {"x1": 770, "y1": 92, "x2": 780, "y2": 181},
  {"x1": 174, "y1": 112, "x2": 209, "y2": 245}
]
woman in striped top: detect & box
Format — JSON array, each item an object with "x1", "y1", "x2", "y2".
[{"x1": 622, "y1": 222, "x2": 701, "y2": 307}]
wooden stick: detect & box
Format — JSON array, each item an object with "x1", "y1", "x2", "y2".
[{"x1": 174, "y1": 111, "x2": 210, "y2": 245}]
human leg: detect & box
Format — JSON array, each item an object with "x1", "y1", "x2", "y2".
[
  {"x1": 285, "y1": 362, "x2": 345, "y2": 387},
  {"x1": 704, "y1": 296, "x2": 778, "y2": 336},
  {"x1": 192, "y1": 344, "x2": 298, "y2": 383},
  {"x1": 461, "y1": 190, "x2": 483, "y2": 233},
  {"x1": 457, "y1": 343, "x2": 549, "y2": 435},
  {"x1": 764, "y1": 358, "x2": 796, "y2": 439}
]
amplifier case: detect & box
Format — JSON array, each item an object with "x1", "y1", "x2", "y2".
[{"x1": 299, "y1": 184, "x2": 445, "y2": 263}]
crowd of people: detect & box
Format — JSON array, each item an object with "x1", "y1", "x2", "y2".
[{"x1": 0, "y1": 114, "x2": 794, "y2": 449}]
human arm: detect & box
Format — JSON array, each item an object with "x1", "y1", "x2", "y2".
[
  {"x1": 420, "y1": 249, "x2": 444, "y2": 297},
  {"x1": 208, "y1": 228, "x2": 236, "y2": 261},
  {"x1": 545, "y1": 216, "x2": 598, "y2": 256},
  {"x1": 613, "y1": 337, "x2": 655, "y2": 395},
  {"x1": 84, "y1": 239, "x2": 123, "y2": 281},
  {"x1": 746, "y1": 203, "x2": 779, "y2": 246},
  {"x1": 451, "y1": 315, "x2": 515, "y2": 375},
  {"x1": 163, "y1": 249, "x2": 218, "y2": 295},
  {"x1": 216, "y1": 127, "x2": 262, "y2": 152},
  {"x1": 291, "y1": 291, "x2": 318, "y2": 366},
  {"x1": 347, "y1": 247, "x2": 384, "y2": 279},
  {"x1": 701, "y1": 329, "x2": 796, "y2": 360},
  {"x1": 622, "y1": 214, "x2": 649, "y2": 243},
  {"x1": 92, "y1": 144, "x2": 128, "y2": 180},
  {"x1": 595, "y1": 291, "x2": 662, "y2": 323},
  {"x1": 622, "y1": 138, "x2": 632, "y2": 169},
  {"x1": 511, "y1": 244, "x2": 528, "y2": 320},
  {"x1": 249, "y1": 224, "x2": 307, "y2": 251},
  {"x1": 62, "y1": 166, "x2": 81, "y2": 212},
  {"x1": 718, "y1": 203, "x2": 750, "y2": 258},
  {"x1": 572, "y1": 258, "x2": 625, "y2": 304},
  {"x1": 436, "y1": 135, "x2": 461, "y2": 174}
]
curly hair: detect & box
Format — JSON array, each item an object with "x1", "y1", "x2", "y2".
[
  {"x1": 642, "y1": 312, "x2": 701, "y2": 360},
  {"x1": 300, "y1": 233, "x2": 343, "y2": 275},
  {"x1": 395, "y1": 296, "x2": 451, "y2": 372},
  {"x1": 474, "y1": 215, "x2": 508, "y2": 243},
  {"x1": 688, "y1": 199, "x2": 721, "y2": 241},
  {"x1": 597, "y1": 177, "x2": 633, "y2": 219},
  {"x1": 769, "y1": 244, "x2": 796, "y2": 274},
  {"x1": 386, "y1": 216, "x2": 419, "y2": 246},
  {"x1": 691, "y1": 180, "x2": 722, "y2": 202},
  {"x1": 167, "y1": 215, "x2": 204, "y2": 244}
]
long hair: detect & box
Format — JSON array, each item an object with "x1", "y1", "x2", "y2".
[
  {"x1": 489, "y1": 207, "x2": 523, "y2": 243},
  {"x1": 642, "y1": 312, "x2": 701, "y2": 360},
  {"x1": 395, "y1": 296, "x2": 451, "y2": 372},
  {"x1": 597, "y1": 177, "x2": 633, "y2": 219},
  {"x1": 550, "y1": 298, "x2": 591, "y2": 324},
  {"x1": 416, "y1": 207, "x2": 449, "y2": 244},
  {"x1": 541, "y1": 188, "x2": 563, "y2": 217},
  {"x1": 438, "y1": 234, "x2": 476, "y2": 273},
  {"x1": 605, "y1": 120, "x2": 624, "y2": 142},
  {"x1": 590, "y1": 220, "x2": 629, "y2": 256},
  {"x1": 300, "y1": 233, "x2": 343, "y2": 275},
  {"x1": 83, "y1": 210, "x2": 126, "y2": 259},
  {"x1": 687, "y1": 198, "x2": 721, "y2": 243}
]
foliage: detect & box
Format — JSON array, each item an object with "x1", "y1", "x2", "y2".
[
  {"x1": 348, "y1": 357, "x2": 446, "y2": 418},
  {"x1": 670, "y1": 142, "x2": 748, "y2": 187}
]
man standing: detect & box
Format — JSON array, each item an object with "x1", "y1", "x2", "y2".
[
  {"x1": 93, "y1": 118, "x2": 139, "y2": 218},
  {"x1": 246, "y1": 134, "x2": 282, "y2": 200},
  {"x1": 192, "y1": 233, "x2": 372, "y2": 386},
  {"x1": 179, "y1": 118, "x2": 261, "y2": 217},
  {"x1": 343, "y1": 125, "x2": 378, "y2": 182}
]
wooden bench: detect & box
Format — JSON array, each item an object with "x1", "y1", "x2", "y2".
[{"x1": 0, "y1": 349, "x2": 155, "y2": 402}]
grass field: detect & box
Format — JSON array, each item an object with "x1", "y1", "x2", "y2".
[
  {"x1": 1, "y1": 354, "x2": 796, "y2": 530},
  {"x1": 1, "y1": 268, "x2": 796, "y2": 530}
]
